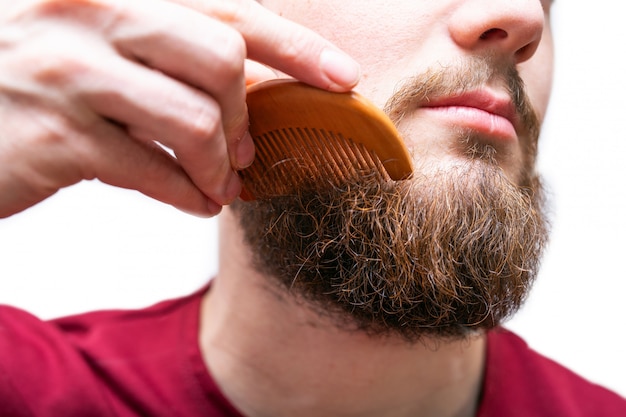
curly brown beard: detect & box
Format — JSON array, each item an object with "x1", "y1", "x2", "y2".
[{"x1": 231, "y1": 58, "x2": 549, "y2": 342}]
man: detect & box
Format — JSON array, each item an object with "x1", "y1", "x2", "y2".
[{"x1": 0, "y1": 0, "x2": 624, "y2": 416}]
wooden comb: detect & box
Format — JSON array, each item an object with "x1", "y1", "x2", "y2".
[{"x1": 238, "y1": 79, "x2": 413, "y2": 200}]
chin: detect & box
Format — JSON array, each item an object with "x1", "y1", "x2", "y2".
[{"x1": 231, "y1": 157, "x2": 549, "y2": 342}]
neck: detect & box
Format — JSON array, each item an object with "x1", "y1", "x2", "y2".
[{"x1": 200, "y1": 210, "x2": 486, "y2": 417}]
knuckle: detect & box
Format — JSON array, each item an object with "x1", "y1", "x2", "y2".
[
  {"x1": 211, "y1": 30, "x2": 247, "y2": 85},
  {"x1": 185, "y1": 104, "x2": 222, "y2": 144},
  {"x1": 278, "y1": 29, "x2": 315, "y2": 65},
  {"x1": 224, "y1": 106, "x2": 248, "y2": 142},
  {"x1": 211, "y1": 0, "x2": 250, "y2": 25},
  {"x1": 29, "y1": 0, "x2": 109, "y2": 20},
  {"x1": 29, "y1": 0, "x2": 77, "y2": 17},
  {"x1": 32, "y1": 51, "x2": 90, "y2": 86}
]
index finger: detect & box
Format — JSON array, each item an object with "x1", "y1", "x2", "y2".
[{"x1": 172, "y1": 0, "x2": 361, "y2": 92}]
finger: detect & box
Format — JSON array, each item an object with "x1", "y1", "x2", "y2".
[
  {"x1": 112, "y1": 5, "x2": 246, "y2": 136},
  {"x1": 107, "y1": 0, "x2": 359, "y2": 177},
  {"x1": 170, "y1": 0, "x2": 361, "y2": 92},
  {"x1": 108, "y1": 1, "x2": 253, "y2": 170},
  {"x1": 0, "y1": 101, "x2": 216, "y2": 217},
  {"x1": 80, "y1": 119, "x2": 221, "y2": 217},
  {"x1": 245, "y1": 59, "x2": 280, "y2": 86},
  {"x1": 78, "y1": 56, "x2": 241, "y2": 206}
]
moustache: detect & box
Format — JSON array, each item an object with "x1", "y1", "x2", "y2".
[{"x1": 382, "y1": 56, "x2": 540, "y2": 141}]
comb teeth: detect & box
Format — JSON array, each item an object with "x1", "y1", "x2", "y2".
[
  {"x1": 239, "y1": 127, "x2": 389, "y2": 200},
  {"x1": 238, "y1": 79, "x2": 413, "y2": 201}
]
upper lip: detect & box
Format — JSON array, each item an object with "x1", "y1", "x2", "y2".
[{"x1": 422, "y1": 89, "x2": 520, "y2": 132}]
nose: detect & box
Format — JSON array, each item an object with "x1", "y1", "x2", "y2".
[{"x1": 448, "y1": 0, "x2": 545, "y2": 64}]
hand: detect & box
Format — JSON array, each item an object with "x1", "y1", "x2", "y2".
[{"x1": 0, "y1": 0, "x2": 360, "y2": 218}]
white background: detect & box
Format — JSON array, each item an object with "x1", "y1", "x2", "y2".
[{"x1": 0, "y1": 1, "x2": 624, "y2": 398}]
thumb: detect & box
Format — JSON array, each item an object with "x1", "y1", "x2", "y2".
[{"x1": 245, "y1": 59, "x2": 280, "y2": 86}]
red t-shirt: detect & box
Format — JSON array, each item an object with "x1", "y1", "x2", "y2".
[{"x1": 1, "y1": 286, "x2": 624, "y2": 417}]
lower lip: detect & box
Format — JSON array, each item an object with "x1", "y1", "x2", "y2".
[{"x1": 421, "y1": 106, "x2": 517, "y2": 141}]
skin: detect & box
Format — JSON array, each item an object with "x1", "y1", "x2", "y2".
[
  {"x1": 0, "y1": 0, "x2": 359, "y2": 218},
  {"x1": 203, "y1": 1, "x2": 555, "y2": 417},
  {"x1": 0, "y1": 0, "x2": 554, "y2": 416},
  {"x1": 259, "y1": 0, "x2": 553, "y2": 183}
]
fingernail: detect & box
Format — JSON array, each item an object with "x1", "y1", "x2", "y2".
[
  {"x1": 320, "y1": 49, "x2": 361, "y2": 90},
  {"x1": 236, "y1": 131, "x2": 255, "y2": 169},
  {"x1": 207, "y1": 199, "x2": 223, "y2": 216}
]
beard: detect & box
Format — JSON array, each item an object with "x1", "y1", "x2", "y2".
[{"x1": 231, "y1": 57, "x2": 550, "y2": 342}]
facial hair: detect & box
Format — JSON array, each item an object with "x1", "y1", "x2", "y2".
[{"x1": 231, "y1": 57, "x2": 550, "y2": 342}]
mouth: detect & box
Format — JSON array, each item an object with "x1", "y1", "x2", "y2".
[{"x1": 419, "y1": 89, "x2": 519, "y2": 142}]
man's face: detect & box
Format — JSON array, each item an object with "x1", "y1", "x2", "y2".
[
  {"x1": 259, "y1": 0, "x2": 554, "y2": 184},
  {"x1": 233, "y1": 0, "x2": 554, "y2": 341}
]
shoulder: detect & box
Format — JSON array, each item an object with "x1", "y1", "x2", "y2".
[
  {"x1": 0, "y1": 304, "x2": 117, "y2": 416},
  {"x1": 0, "y1": 285, "x2": 211, "y2": 417},
  {"x1": 477, "y1": 328, "x2": 626, "y2": 417}
]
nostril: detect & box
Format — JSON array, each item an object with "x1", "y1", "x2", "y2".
[
  {"x1": 479, "y1": 28, "x2": 508, "y2": 41},
  {"x1": 477, "y1": 27, "x2": 539, "y2": 64},
  {"x1": 514, "y1": 42, "x2": 537, "y2": 63}
]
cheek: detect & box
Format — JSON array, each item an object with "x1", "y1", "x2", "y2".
[
  {"x1": 519, "y1": 31, "x2": 554, "y2": 122},
  {"x1": 257, "y1": 1, "x2": 436, "y2": 107}
]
